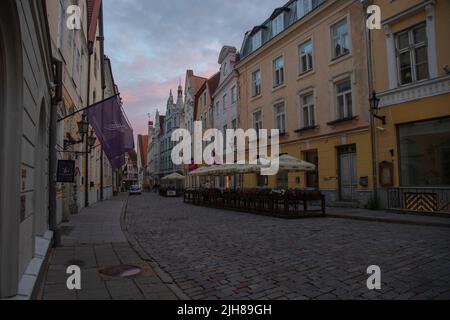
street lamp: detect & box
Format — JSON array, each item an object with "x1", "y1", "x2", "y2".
[
  {"x1": 87, "y1": 130, "x2": 97, "y2": 151},
  {"x1": 77, "y1": 114, "x2": 89, "y2": 138},
  {"x1": 64, "y1": 114, "x2": 90, "y2": 150},
  {"x1": 369, "y1": 91, "x2": 386, "y2": 125}
]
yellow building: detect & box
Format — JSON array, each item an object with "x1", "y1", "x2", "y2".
[
  {"x1": 236, "y1": 0, "x2": 374, "y2": 207},
  {"x1": 370, "y1": 0, "x2": 450, "y2": 213}
]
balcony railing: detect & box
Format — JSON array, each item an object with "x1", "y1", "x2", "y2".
[{"x1": 387, "y1": 187, "x2": 450, "y2": 216}]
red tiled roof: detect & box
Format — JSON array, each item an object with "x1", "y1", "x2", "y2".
[
  {"x1": 87, "y1": 0, "x2": 102, "y2": 54},
  {"x1": 193, "y1": 72, "x2": 220, "y2": 121},
  {"x1": 138, "y1": 135, "x2": 148, "y2": 167},
  {"x1": 207, "y1": 72, "x2": 220, "y2": 96}
]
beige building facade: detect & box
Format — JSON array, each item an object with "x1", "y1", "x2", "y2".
[{"x1": 236, "y1": 0, "x2": 374, "y2": 206}]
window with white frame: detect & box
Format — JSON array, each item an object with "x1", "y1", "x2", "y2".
[
  {"x1": 274, "y1": 102, "x2": 286, "y2": 133},
  {"x1": 331, "y1": 18, "x2": 350, "y2": 58},
  {"x1": 57, "y1": 0, "x2": 66, "y2": 50},
  {"x1": 299, "y1": 39, "x2": 313, "y2": 74},
  {"x1": 335, "y1": 79, "x2": 353, "y2": 120},
  {"x1": 222, "y1": 94, "x2": 227, "y2": 113},
  {"x1": 273, "y1": 56, "x2": 284, "y2": 87},
  {"x1": 223, "y1": 62, "x2": 228, "y2": 76},
  {"x1": 94, "y1": 52, "x2": 98, "y2": 79},
  {"x1": 209, "y1": 109, "x2": 214, "y2": 127},
  {"x1": 253, "y1": 111, "x2": 262, "y2": 132},
  {"x1": 272, "y1": 14, "x2": 284, "y2": 37},
  {"x1": 297, "y1": 0, "x2": 312, "y2": 19},
  {"x1": 252, "y1": 70, "x2": 262, "y2": 97},
  {"x1": 300, "y1": 92, "x2": 315, "y2": 128},
  {"x1": 396, "y1": 23, "x2": 429, "y2": 85},
  {"x1": 252, "y1": 31, "x2": 262, "y2": 50},
  {"x1": 231, "y1": 85, "x2": 237, "y2": 104}
]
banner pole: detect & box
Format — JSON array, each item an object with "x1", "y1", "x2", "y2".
[{"x1": 57, "y1": 93, "x2": 120, "y2": 123}]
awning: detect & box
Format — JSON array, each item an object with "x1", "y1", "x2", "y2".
[{"x1": 188, "y1": 155, "x2": 316, "y2": 177}]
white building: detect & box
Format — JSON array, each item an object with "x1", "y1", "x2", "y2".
[
  {"x1": 0, "y1": 0, "x2": 54, "y2": 299},
  {"x1": 159, "y1": 88, "x2": 183, "y2": 178},
  {"x1": 137, "y1": 134, "x2": 149, "y2": 188},
  {"x1": 149, "y1": 111, "x2": 164, "y2": 184},
  {"x1": 212, "y1": 46, "x2": 240, "y2": 188}
]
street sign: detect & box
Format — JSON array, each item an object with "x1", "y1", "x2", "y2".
[{"x1": 57, "y1": 160, "x2": 76, "y2": 183}]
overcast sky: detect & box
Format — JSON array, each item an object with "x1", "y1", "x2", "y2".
[{"x1": 103, "y1": 0, "x2": 286, "y2": 137}]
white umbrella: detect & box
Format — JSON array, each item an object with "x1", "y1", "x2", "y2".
[
  {"x1": 161, "y1": 172, "x2": 186, "y2": 181},
  {"x1": 263, "y1": 155, "x2": 316, "y2": 173},
  {"x1": 188, "y1": 155, "x2": 315, "y2": 177}
]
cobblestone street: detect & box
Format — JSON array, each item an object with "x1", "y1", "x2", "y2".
[
  {"x1": 41, "y1": 195, "x2": 179, "y2": 300},
  {"x1": 124, "y1": 193, "x2": 450, "y2": 300}
]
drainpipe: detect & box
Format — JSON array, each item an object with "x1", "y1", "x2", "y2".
[
  {"x1": 85, "y1": 54, "x2": 91, "y2": 208},
  {"x1": 364, "y1": 1, "x2": 379, "y2": 203},
  {"x1": 99, "y1": 3, "x2": 105, "y2": 201}
]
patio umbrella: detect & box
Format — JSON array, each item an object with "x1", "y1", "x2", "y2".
[
  {"x1": 161, "y1": 172, "x2": 186, "y2": 181},
  {"x1": 188, "y1": 163, "x2": 260, "y2": 176},
  {"x1": 188, "y1": 155, "x2": 316, "y2": 177},
  {"x1": 261, "y1": 155, "x2": 316, "y2": 173}
]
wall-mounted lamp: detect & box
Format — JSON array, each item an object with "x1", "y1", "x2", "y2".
[
  {"x1": 369, "y1": 91, "x2": 386, "y2": 125},
  {"x1": 63, "y1": 115, "x2": 96, "y2": 153}
]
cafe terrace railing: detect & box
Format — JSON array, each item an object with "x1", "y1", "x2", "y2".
[
  {"x1": 387, "y1": 187, "x2": 450, "y2": 216},
  {"x1": 184, "y1": 188, "x2": 326, "y2": 219}
]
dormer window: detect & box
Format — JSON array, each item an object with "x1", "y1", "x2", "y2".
[
  {"x1": 297, "y1": 0, "x2": 312, "y2": 19},
  {"x1": 223, "y1": 62, "x2": 228, "y2": 76},
  {"x1": 252, "y1": 31, "x2": 262, "y2": 50},
  {"x1": 272, "y1": 14, "x2": 284, "y2": 37}
]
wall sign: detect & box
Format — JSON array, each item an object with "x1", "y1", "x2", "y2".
[
  {"x1": 379, "y1": 161, "x2": 394, "y2": 187},
  {"x1": 57, "y1": 160, "x2": 76, "y2": 183}
]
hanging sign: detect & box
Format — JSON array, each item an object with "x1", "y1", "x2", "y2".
[{"x1": 57, "y1": 160, "x2": 76, "y2": 183}]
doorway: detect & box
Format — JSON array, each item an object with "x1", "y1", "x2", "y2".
[
  {"x1": 33, "y1": 103, "x2": 48, "y2": 237},
  {"x1": 338, "y1": 145, "x2": 358, "y2": 201},
  {"x1": 303, "y1": 150, "x2": 319, "y2": 189}
]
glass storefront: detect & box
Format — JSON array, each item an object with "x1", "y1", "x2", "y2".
[{"x1": 398, "y1": 117, "x2": 450, "y2": 187}]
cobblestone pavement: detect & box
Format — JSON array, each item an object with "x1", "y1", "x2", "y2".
[
  {"x1": 41, "y1": 195, "x2": 178, "y2": 300},
  {"x1": 124, "y1": 193, "x2": 450, "y2": 300}
]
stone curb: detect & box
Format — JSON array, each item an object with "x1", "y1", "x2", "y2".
[
  {"x1": 326, "y1": 213, "x2": 450, "y2": 229},
  {"x1": 119, "y1": 194, "x2": 190, "y2": 301}
]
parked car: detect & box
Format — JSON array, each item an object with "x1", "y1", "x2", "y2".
[{"x1": 128, "y1": 185, "x2": 142, "y2": 196}]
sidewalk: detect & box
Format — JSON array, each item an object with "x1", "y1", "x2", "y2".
[
  {"x1": 326, "y1": 207, "x2": 450, "y2": 228},
  {"x1": 39, "y1": 194, "x2": 180, "y2": 300}
]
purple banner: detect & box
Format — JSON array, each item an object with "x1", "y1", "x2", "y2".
[{"x1": 87, "y1": 95, "x2": 134, "y2": 169}]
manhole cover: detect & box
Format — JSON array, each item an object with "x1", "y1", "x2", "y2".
[{"x1": 99, "y1": 265, "x2": 142, "y2": 278}]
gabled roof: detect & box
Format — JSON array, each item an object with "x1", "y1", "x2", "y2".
[
  {"x1": 207, "y1": 72, "x2": 220, "y2": 96},
  {"x1": 193, "y1": 76, "x2": 207, "y2": 94},
  {"x1": 193, "y1": 72, "x2": 220, "y2": 120},
  {"x1": 186, "y1": 70, "x2": 207, "y2": 95},
  {"x1": 218, "y1": 46, "x2": 237, "y2": 64}
]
